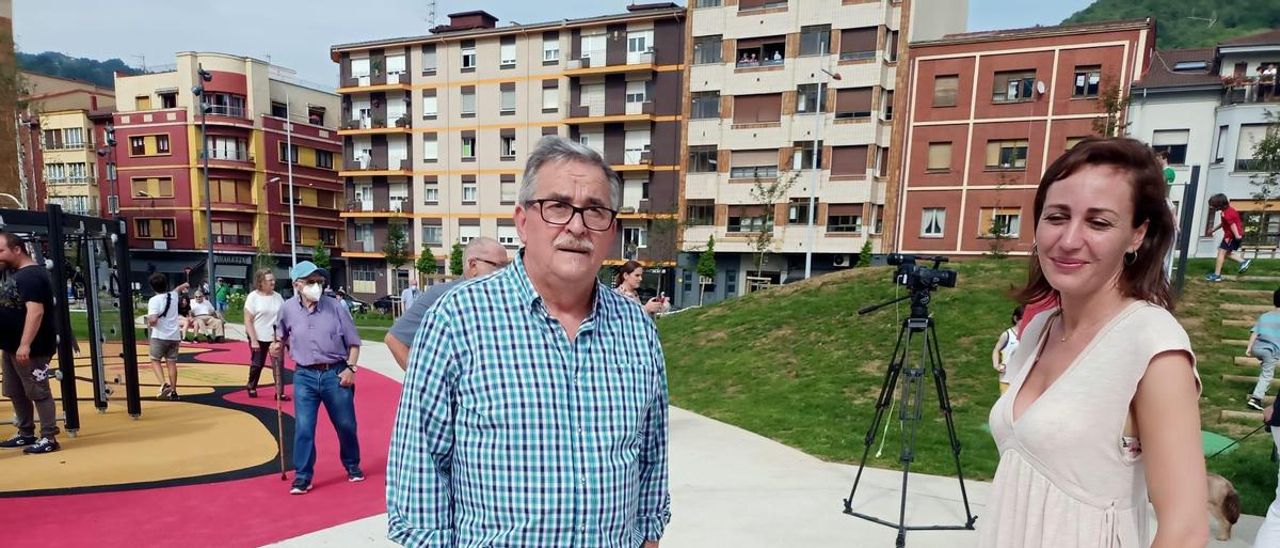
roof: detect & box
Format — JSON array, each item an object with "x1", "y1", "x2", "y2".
[
  {"x1": 1219, "y1": 29, "x2": 1280, "y2": 47},
  {"x1": 915, "y1": 18, "x2": 1153, "y2": 48},
  {"x1": 330, "y1": 4, "x2": 685, "y2": 59},
  {"x1": 1133, "y1": 48, "x2": 1222, "y2": 90}
]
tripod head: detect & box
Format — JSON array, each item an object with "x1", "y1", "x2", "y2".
[{"x1": 857, "y1": 254, "x2": 958, "y2": 319}]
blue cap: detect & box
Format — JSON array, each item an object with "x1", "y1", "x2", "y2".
[{"x1": 290, "y1": 261, "x2": 329, "y2": 281}]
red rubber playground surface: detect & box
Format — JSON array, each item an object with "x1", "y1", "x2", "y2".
[{"x1": 0, "y1": 342, "x2": 401, "y2": 547}]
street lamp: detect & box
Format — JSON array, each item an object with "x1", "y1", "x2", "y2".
[
  {"x1": 97, "y1": 122, "x2": 118, "y2": 215},
  {"x1": 804, "y1": 43, "x2": 842, "y2": 280},
  {"x1": 270, "y1": 175, "x2": 297, "y2": 267},
  {"x1": 192, "y1": 64, "x2": 214, "y2": 287}
]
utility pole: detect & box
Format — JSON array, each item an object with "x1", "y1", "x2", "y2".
[{"x1": 193, "y1": 64, "x2": 215, "y2": 287}]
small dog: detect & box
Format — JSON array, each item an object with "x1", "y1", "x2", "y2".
[{"x1": 1208, "y1": 473, "x2": 1241, "y2": 541}]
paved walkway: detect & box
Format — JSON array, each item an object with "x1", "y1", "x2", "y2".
[{"x1": 253, "y1": 330, "x2": 1265, "y2": 547}]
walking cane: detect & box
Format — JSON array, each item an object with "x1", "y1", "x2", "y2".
[{"x1": 273, "y1": 352, "x2": 287, "y2": 481}]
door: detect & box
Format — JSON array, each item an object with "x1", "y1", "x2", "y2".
[{"x1": 356, "y1": 184, "x2": 373, "y2": 211}]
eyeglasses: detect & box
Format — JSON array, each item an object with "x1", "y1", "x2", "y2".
[
  {"x1": 473, "y1": 258, "x2": 509, "y2": 268},
  {"x1": 526, "y1": 199, "x2": 617, "y2": 232}
]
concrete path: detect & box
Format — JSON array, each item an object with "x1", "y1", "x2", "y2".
[{"x1": 261, "y1": 336, "x2": 1266, "y2": 547}]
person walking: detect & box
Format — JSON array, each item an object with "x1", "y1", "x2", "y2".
[
  {"x1": 384, "y1": 237, "x2": 509, "y2": 370},
  {"x1": 399, "y1": 279, "x2": 419, "y2": 317},
  {"x1": 244, "y1": 268, "x2": 286, "y2": 399},
  {"x1": 613, "y1": 259, "x2": 668, "y2": 316},
  {"x1": 146, "y1": 273, "x2": 189, "y2": 400},
  {"x1": 271, "y1": 261, "x2": 363, "y2": 495},
  {"x1": 213, "y1": 277, "x2": 230, "y2": 314},
  {"x1": 386, "y1": 136, "x2": 671, "y2": 546},
  {"x1": 991, "y1": 306, "x2": 1023, "y2": 395},
  {"x1": 0, "y1": 232, "x2": 62, "y2": 454},
  {"x1": 1245, "y1": 288, "x2": 1280, "y2": 410}
]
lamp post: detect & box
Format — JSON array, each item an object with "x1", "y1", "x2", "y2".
[
  {"x1": 269, "y1": 175, "x2": 297, "y2": 268},
  {"x1": 97, "y1": 122, "x2": 118, "y2": 215},
  {"x1": 192, "y1": 64, "x2": 215, "y2": 287},
  {"x1": 285, "y1": 91, "x2": 297, "y2": 267},
  {"x1": 804, "y1": 42, "x2": 841, "y2": 280}
]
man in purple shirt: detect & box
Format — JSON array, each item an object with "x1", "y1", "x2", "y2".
[{"x1": 270, "y1": 261, "x2": 364, "y2": 495}]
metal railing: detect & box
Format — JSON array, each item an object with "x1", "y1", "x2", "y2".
[
  {"x1": 207, "y1": 104, "x2": 248, "y2": 118},
  {"x1": 212, "y1": 234, "x2": 253, "y2": 246}
]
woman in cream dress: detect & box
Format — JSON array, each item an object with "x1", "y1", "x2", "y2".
[{"x1": 981, "y1": 138, "x2": 1208, "y2": 548}]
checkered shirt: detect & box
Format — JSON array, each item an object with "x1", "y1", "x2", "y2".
[{"x1": 387, "y1": 253, "x2": 671, "y2": 547}]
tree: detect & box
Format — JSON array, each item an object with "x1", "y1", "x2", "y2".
[
  {"x1": 1091, "y1": 81, "x2": 1130, "y2": 137},
  {"x1": 384, "y1": 223, "x2": 410, "y2": 271},
  {"x1": 449, "y1": 242, "x2": 465, "y2": 277},
  {"x1": 415, "y1": 245, "x2": 437, "y2": 283},
  {"x1": 1246, "y1": 111, "x2": 1280, "y2": 248},
  {"x1": 695, "y1": 235, "x2": 717, "y2": 305},
  {"x1": 311, "y1": 241, "x2": 331, "y2": 269},
  {"x1": 985, "y1": 172, "x2": 1016, "y2": 259},
  {"x1": 858, "y1": 240, "x2": 873, "y2": 267},
  {"x1": 746, "y1": 171, "x2": 799, "y2": 284},
  {"x1": 253, "y1": 245, "x2": 275, "y2": 273}
]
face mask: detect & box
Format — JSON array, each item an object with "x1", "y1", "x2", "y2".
[{"x1": 301, "y1": 283, "x2": 323, "y2": 302}]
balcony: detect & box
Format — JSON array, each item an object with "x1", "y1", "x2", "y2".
[
  {"x1": 201, "y1": 150, "x2": 256, "y2": 169},
  {"x1": 1222, "y1": 81, "x2": 1280, "y2": 106},
  {"x1": 340, "y1": 197, "x2": 414, "y2": 219},
  {"x1": 338, "y1": 114, "x2": 412, "y2": 135},
  {"x1": 212, "y1": 234, "x2": 254, "y2": 246},
  {"x1": 45, "y1": 176, "x2": 98, "y2": 186},
  {"x1": 564, "y1": 48, "x2": 658, "y2": 76},
  {"x1": 564, "y1": 104, "x2": 655, "y2": 125},
  {"x1": 338, "y1": 72, "x2": 412, "y2": 92},
  {"x1": 43, "y1": 141, "x2": 90, "y2": 152}
]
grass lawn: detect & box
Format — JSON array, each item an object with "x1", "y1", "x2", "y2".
[
  {"x1": 352, "y1": 313, "x2": 394, "y2": 342},
  {"x1": 658, "y1": 257, "x2": 1280, "y2": 515}
]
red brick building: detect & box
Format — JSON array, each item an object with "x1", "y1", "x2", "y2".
[{"x1": 887, "y1": 19, "x2": 1156, "y2": 256}]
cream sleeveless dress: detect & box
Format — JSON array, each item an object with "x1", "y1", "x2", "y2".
[{"x1": 981, "y1": 300, "x2": 1198, "y2": 548}]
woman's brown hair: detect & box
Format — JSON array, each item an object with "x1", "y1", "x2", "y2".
[
  {"x1": 1017, "y1": 137, "x2": 1176, "y2": 310},
  {"x1": 253, "y1": 268, "x2": 275, "y2": 291},
  {"x1": 614, "y1": 260, "x2": 643, "y2": 287}
]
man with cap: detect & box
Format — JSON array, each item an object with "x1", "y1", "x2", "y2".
[{"x1": 270, "y1": 260, "x2": 364, "y2": 494}]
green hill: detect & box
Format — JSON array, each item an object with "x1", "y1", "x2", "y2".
[
  {"x1": 17, "y1": 51, "x2": 142, "y2": 89},
  {"x1": 658, "y1": 258, "x2": 1280, "y2": 514},
  {"x1": 1064, "y1": 0, "x2": 1279, "y2": 49}
]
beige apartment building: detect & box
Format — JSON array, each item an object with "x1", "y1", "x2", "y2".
[
  {"x1": 331, "y1": 5, "x2": 686, "y2": 300},
  {"x1": 674, "y1": 0, "x2": 965, "y2": 307}
]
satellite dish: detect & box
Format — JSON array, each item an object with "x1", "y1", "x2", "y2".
[{"x1": 1035, "y1": 81, "x2": 1046, "y2": 95}]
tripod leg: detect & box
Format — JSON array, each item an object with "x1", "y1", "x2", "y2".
[
  {"x1": 926, "y1": 322, "x2": 977, "y2": 528},
  {"x1": 892, "y1": 330, "x2": 929, "y2": 548},
  {"x1": 845, "y1": 320, "x2": 910, "y2": 512}
]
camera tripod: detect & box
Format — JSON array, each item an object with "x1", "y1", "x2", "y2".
[{"x1": 842, "y1": 289, "x2": 976, "y2": 548}]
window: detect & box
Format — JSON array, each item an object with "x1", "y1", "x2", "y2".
[
  {"x1": 136, "y1": 95, "x2": 152, "y2": 110},
  {"x1": 421, "y1": 44, "x2": 437, "y2": 74},
  {"x1": 205, "y1": 92, "x2": 247, "y2": 117},
  {"x1": 501, "y1": 174, "x2": 517, "y2": 204},
  {"x1": 316, "y1": 150, "x2": 334, "y2": 169},
  {"x1": 501, "y1": 133, "x2": 517, "y2": 158},
  {"x1": 543, "y1": 33, "x2": 560, "y2": 63},
  {"x1": 979, "y1": 207, "x2": 1021, "y2": 238},
  {"x1": 214, "y1": 179, "x2": 253, "y2": 204},
  {"x1": 423, "y1": 133, "x2": 438, "y2": 162},
  {"x1": 885, "y1": 30, "x2": 899, "y2": 62},
  {"x1": 542, "y1": 83, "x2": 559, "y2": 112},
  {"x1": 422, "y1": 90, "x2": 437, "y2": 119},
  {"x1": 131, "y1": 177, "x2": 175, "y2": 198},
  {"x1": 694, "y1": 0, "x2": 721, "y2": 6},
  {"x1": 1065, "y1": 136, "x2": 1087, "y2": 151},
  {"x1": 933, "y1": 75, "x2": 959, "y2": 107},
  {"x1": 993, "y1": 70, "x2": 1036, "y2": 103},
  {"x1": 1215, "y1": 125, "x2": 1229, "y2": 163},
  {"x1": 206, "y1": 136, "x2": 247, "y2": 161},
  {"x1": 498, "y1": 225, "x2": 519, "y2": 247},
  {"x1": 130, "y1": 136, "x2": 145, "y2": 156},
  {"x1": 63, "y1": 129, "x2": 82, "y2": 148},
  {"x1": 134, "y1": 219, "x2": 176, "y2": 239},
  {"x1": 686, "y1": 200, "x2": 714, "y2": 225},
  {"x1": 423, "y1": 180, "x2": 439, "y2": 204},
  {"x1": 461, "y1": 40, "x2": 476, "y2": 70},
  {"x1": 691, "y1": 91, "x2": 720, "y2": 119},
  {"x1": 271, "y1": 101, "x2": 288, "y2": 118},
  {"x1": 800, "y1": 25, "x2": 831, "y2": 56},
  {"x1": 1152, "y1": 129, "x2": 1189, "y2": 165},
  {"x1": 727, "y1": 205, "x2": 772, "y2": 233},
  {"x1": 787, "y1": 199, "x2": 811, "y2": 224},
  {"x1": 985, "y1": 139, "x2": 1029, "y2": 169},
  {"x1": 834, "y1": 88, "x2": 873, "y2": 119},
  {"x1": 1237, "y1": 124, "x2": 1278, "y2": 171},
  {"x1": 1242, "y1": 211, "x2": 1280, "y2": 247},
  {"x1": 872, "y1": 205, "x2": 885, "y2": 234},
  {"x1": 352, "y1": 262, "x2": 377, "y2": 293},
  {"x1": 500, "y1": 36, "x2": 517, "y2": 68},
  {"x1": 129, "y1": 135, "x2": 170, "y2": 156},
  {"x1": 882, "y1": 89, "x2": 894, "y2": 120},
  {"x1": 461, "y1": 134, "x2": 476, "y2": 160},
  {"x1": 280, "y1": 142, "x2": 300, "y2": 164},
  {"x1": 351, "y1": 58, "x2": 370, "y2": 79},
  {"x1": 693, "y1": 35, "x2": 723, "y2": 65},
  {"x1": 623, "y1": 226, "x2": 648, "y2": 250},
  {"x1": 927, "y1": 142, "x2": 951, "y2": 171},
  {"x1": 626, "y1": 80, "x2": 648, "y2": 105},
  {"x1": 689, "y1": 145, "x2": 718, "y2": 173},
  {"x1": 212, "y1": 221, "x2": 254, "y2": 245},
  {"x1": 458, "y1": 225, "x2": 481, "y2": 244},
  {"x1": 827, "y1": 206, "x2": 862, "y2": 233},
  {"x1": 921, "y1": 208, "x2": 945, "y2": 238},
  {"x1": 730, "y1": 149, "x2": 778, "y2": 179},
  {"x1": 160, "y1": 92, "x2": 177, "y2": 109},
  {"x1": 796, "y1": 83, "x2": 826, "y2": 113},
  {"x1": 500, "y1": 84, "x2": 516, "y2": 114},
  {"x1": 461, "y1": 87, "x2": 476, "y2": 116},
  {"x1": 581, "y1": 33, "x2": 606, "y2": 61},
  {"x1": 830, "y1": 146, "x2": 868, "y2": 177},
  {"x1": 386, "y1": 54, "x2": 406, "y2": 78},
  {"x1": 157, "y1": 135, "x2": 170, "y2": 153},
  {"x1": 732, "y1": 93, "x2": 782, "y2": 124},
  {"x1": 792, "y1": 140, "x2": 823, "y2": 170},
  {"x1": 839, "y1": 27, "x2": 877, "y2": 61},
  {"x1": 462, "y1": 183, "x2": 478, "y2": 204},
  {"x1": 736, "y1": 36, "x2": 786, "y2": 67},
  {"x1": 422, "y1": 225, "x2": 442, "y2": 245},
  {"x1": 1073, "y1": 66, "x2": 1101, "y2": 98},
  {"x1": 683, "y1": 271, "x2": 693, "y2": 293},
  {"x1": 627, "y1": 30, "x2": 652, "y2": 58}
]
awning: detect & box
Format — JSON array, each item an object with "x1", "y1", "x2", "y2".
[{"x1": 214, "y1": 264, "x2": 247, "y2": 281}]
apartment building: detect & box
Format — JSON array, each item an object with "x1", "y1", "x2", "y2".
[
  {"x1": 0, "y1": 0, "x2": 17, "y2": 206},
  {"x1": 111, "y1": 52, "x2": 342, "y2": 286},
  {"x1": 1129, "y1": 29, "x2": 1280, "y2": 257},
  {"x1": 17, "y1": 73, "x2": 117, "y2": 214},
  {"x1": 675, "y1": 0, "x2": 966, "y2": 308},
  {"x1": 330, "y1": 5, "x2": 686, "y2": 300},
  {"x1": 889, "y1": 19, "x2": 1155, "y2": 257}
]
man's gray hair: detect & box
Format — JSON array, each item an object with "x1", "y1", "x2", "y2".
[
  {"x1": 463, "y1": 236, "x2": 503, "y2": 261},
  {"x1": 518, "y1": 136, "x2": 622, "y2": 210}
]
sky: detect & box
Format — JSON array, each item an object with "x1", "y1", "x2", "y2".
[{"x1": 14, "y1": 0, "x2": 1096, "y2": 88}]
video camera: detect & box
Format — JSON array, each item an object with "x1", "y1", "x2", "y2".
[{"x1": 887, "y1": 253, "x2": 958, "y2": 292}]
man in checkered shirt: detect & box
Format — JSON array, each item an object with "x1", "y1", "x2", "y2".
[{"x1": 387, "y1": 136, "x2": 671, "y2": 547}]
